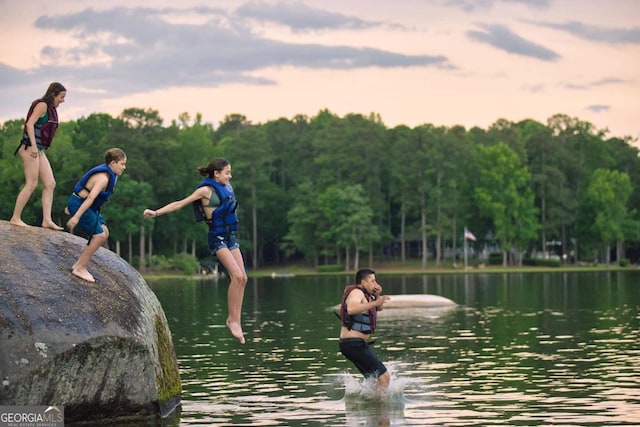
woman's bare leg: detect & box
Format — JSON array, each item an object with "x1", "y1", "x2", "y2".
[
  {"x1": 216, "y1": 248, "x2": 248, "y2": 343},
  {"x1": 38, "y1": 152, "x2": 63, "y2": 230},
  {"x1": 10, "y1": 148, "x2": 40, "y2": 227}
]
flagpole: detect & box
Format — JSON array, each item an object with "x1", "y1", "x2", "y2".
[{"x1": 464, "y1": 227, "x2": 468, "y2": 270}]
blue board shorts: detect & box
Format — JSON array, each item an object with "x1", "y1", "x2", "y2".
[
  {"x1": 66, "y1": 193, "x2": 105, "y2": 236},
  {"x1": 339, "y1": 338, "x2": 387, "y2": 379}
]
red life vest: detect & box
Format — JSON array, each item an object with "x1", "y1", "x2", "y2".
[
  {"x1": 340, "y1": 284, "x2": 377, "y2": 334},
  {"x1": 22, "y1": 99, "x2": 59, "y2": 148}
]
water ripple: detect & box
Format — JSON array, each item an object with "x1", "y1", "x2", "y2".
[{"x1": 147, "y1": 272, "x2": 640, "y2": 426}]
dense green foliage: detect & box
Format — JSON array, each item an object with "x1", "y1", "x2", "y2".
[{"x1": 1, "y1": 108, "x2": 639, "y2": 269}]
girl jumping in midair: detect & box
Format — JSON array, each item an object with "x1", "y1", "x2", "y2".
[{"x1": 144, "y1": 158, "x2": 248, "y2": 344}]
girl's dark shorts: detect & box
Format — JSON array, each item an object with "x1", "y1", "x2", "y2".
[{"x1": 339, "y1": 338, "x2": 387, "y2": 379}]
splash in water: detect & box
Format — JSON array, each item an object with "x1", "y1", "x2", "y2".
[
  {"x1": 333, "y1": 365, "x2": 417, "y2": 404},
  {"x1": 332, "y1": 367, "x2": 416, "y2": 427}
]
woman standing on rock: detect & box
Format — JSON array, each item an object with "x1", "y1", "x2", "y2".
[
  {"x1": 143, "y1": 158, "x2": 248, "y2": 344},
  {"x1": 10, "y1": 82, "x2": 67, "y2": 230}
]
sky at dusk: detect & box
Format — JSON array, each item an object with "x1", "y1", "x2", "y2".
[{"x1": 1, "y1": 0, "x2": 639, "y2": 143}]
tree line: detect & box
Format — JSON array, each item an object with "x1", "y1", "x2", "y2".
[{"x1": 1, "y1": 108, "x2": 639, "y2": 270}]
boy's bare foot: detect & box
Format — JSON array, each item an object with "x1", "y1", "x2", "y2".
[
  {"x1": 42, "y1": 221, "x2": 64, "y2": 231},
  {"x1": 226, "y1": 320, "x2": 245, "y2": 344},
  {"x1": 71, "y1": 268, "x2": 96, "y2": 283},
  {"x1": 9, "y1": 218, "x2": 30, "y2": 227}
]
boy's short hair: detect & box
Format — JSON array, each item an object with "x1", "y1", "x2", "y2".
[{"x1": 105, "y1": 148, "x2": 126, "y2": 163}]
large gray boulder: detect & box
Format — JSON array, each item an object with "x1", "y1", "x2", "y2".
[{"x1": 0, "y1": 220, "x2": 181, "y2": 424}]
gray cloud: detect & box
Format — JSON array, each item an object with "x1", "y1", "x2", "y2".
[
  {"x1": 586, "y1": 105, "x2": 610, "y2": 113},
  {"x1": 0, "y1": 5, "x2": 449, "y2": 105},
  {"x1": 0, "y1": 64, "x2": 28, "y2": 87},
  {"x1": 531, "y1": 20, "x2": 640, "y2": 44},
  {"x1": 590, "y1": 77, "x2": 627, "y2": 86},
  {"x1": 467, "y1": 24, "x2": 560, "y2": 61},
  {"x1": 235, "y1": 1, "x2": 381, "y2": 31},
  {"x1": 562, "y1": 77, "x2": 626, "y2": 91},
  {"x1": 564, "y1": 83, "x2": 587, "y2": 90},
  {"x1": 446, "y1": 0, "x2": 550, "y2": 13}
]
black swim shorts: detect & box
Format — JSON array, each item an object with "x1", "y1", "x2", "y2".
[{"x1": 339, "y1": 337, "x2": 387, "y2": 379}]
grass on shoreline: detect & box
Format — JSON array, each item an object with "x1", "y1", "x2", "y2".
[{"x1": 142, "y1": 260, "x2": 637, "y2": 281}]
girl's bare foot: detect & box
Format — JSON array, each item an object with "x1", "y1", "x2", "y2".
[
  {"x1": 42, "y1": 221, "x2": 64, "y2": 231},
  {"x1": 9, "y1": 218, "x2": 30, "y2": 227},
  {"x1": 226, "y1": 319, "x2": 245, "y2": 344},
  {"x1": 71, "y1": 268, "x2": 96, "y2": 283}
]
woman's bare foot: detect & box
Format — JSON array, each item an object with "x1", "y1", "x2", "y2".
[
  {"x1": 42, "y1": 221, "x2": 64, "y2": 231},
  {"x1": 71, "y1": 268, "x2": 96, "y2": 283},
  {"x1": 226, "y1": 319, "x2": 245, "y2": 344},
  {"x1": 9, "y1": 218, "x2": 30, "y2": 227}
]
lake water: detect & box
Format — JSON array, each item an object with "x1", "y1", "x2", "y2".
[{"x1": 149, "y1": 271, "x2": 640, "y2": 426}]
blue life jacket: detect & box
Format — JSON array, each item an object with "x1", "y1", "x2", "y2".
[
  {"x1": 192, "y1": 178, "x2": 238, "y2": 236},
  {"x1": 340, "y1": 285, "x2": 377, "y2": 334},
  {"x1": 21, "y1": 99, "x2": 59, "y2": 148},
  {"x1": 73, "y1": 164, "x2": 117, "y2": 211}
]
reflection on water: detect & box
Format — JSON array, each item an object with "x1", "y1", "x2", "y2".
[{"x1": 149, "y1": 271, "x2": 640, "y2": 426}]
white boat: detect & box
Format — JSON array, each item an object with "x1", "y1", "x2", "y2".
[
  {"x1": 382, "y1": 294, "x2": 455, "y2": 308},
  {"x1": 332, "y1": 294, "x2": 456, "y2": 318}
]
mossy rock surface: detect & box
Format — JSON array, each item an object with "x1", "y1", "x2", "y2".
[{"x1": 0, "y1": 220, "x2": 181, "y2": 424}]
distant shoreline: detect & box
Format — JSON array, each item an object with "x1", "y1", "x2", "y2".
[{"x1": 142, "y1": 264, "x2": 637, "y2": 281}]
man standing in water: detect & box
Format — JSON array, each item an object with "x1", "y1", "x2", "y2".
[{"x1": 339, "y1": 268, "x2": 391, "y2": 392}]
